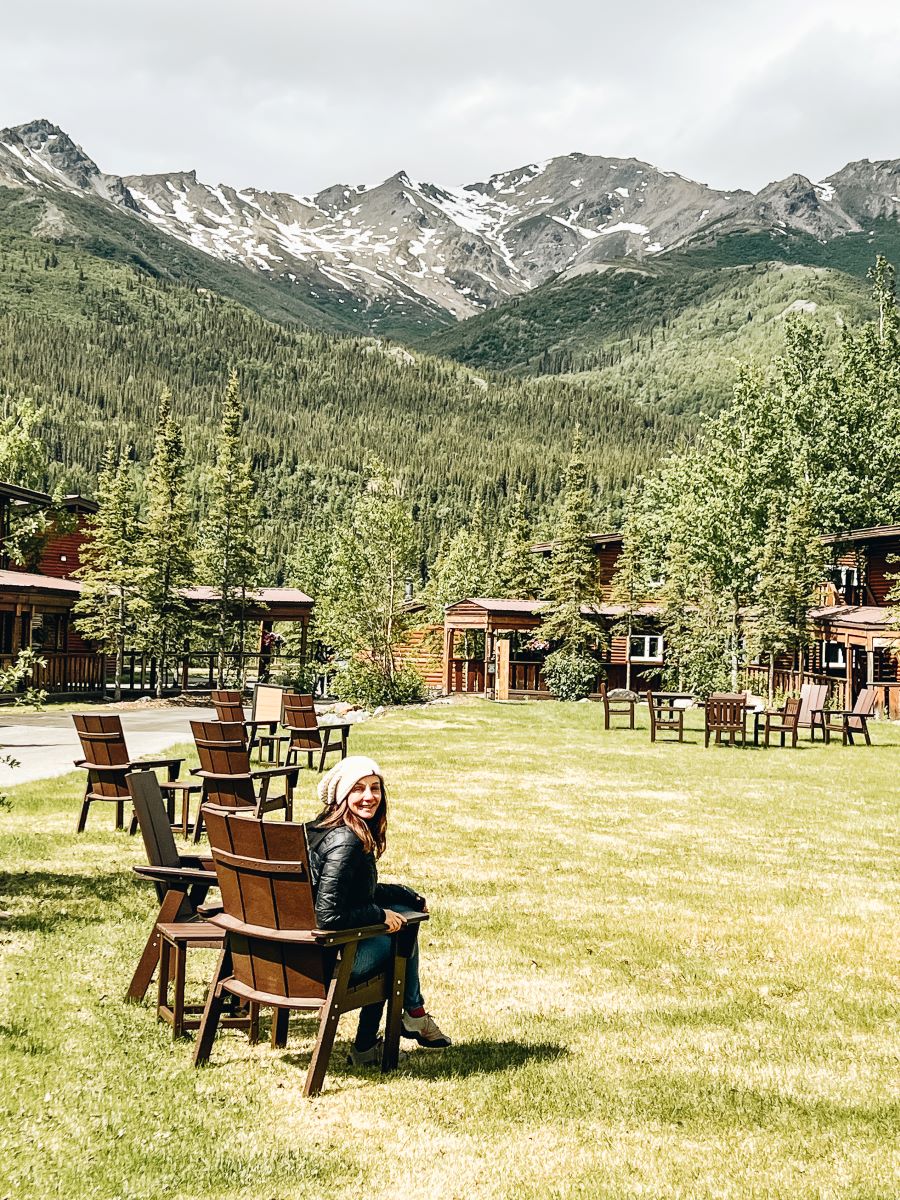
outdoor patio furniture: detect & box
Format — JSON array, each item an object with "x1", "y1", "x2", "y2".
[
  {"x1": 250, "y1": 683, "x2": 288, "y2": 764},
  {"x1": 800, "y1": 683, "x2": 830, "y2": 740},
  {"x1": 755, "y1": 696, "x2": 802, "y2": 748},
  {"x1": 646, "y1": 691, "x2": 689, "y2": 743},
  {"x1": 125, "y1": 769, "x2": 220, "y2": 1002},
  {"x1": 819, "y1": 685, "x2": 878, "y2": 746},
  {"x1": 189, "y1": 719, "x2": 298, "y2": 842},
  {"x1": 72, "y1": 713, "x2": 185, "y2": 834},
  {"x1": 210, "y1": 688, "x2": 272, "y2": 758},
  {"x1": 282, "y1": 691, "x2": 350, "y2": 772},
  {"x1": 704, "y1": 693, "x2": 748, "y2": 747},
  {"x1": 193, "y1": 806, "x2": 426, "y2": 1096},
  {"x1": 600, "y1": 682, "x2": 636, "y2": 730}
]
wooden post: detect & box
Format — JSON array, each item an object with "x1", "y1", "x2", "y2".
[
  {"x1": 483, "y1": 631, "x2": 492, "y2": 699},
  {"x1": 443, "y1": 627, "x2": 454, "y2": 695},
  {"x1": 496, "y1": 638, "x2": 510, "y2": 702}
]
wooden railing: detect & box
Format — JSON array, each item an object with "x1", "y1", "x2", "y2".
[
  {"x1": 0, "y1": 651, "x2": 104, "y2": 695},
  {"x1": 449, "y1": 658, "x2": 486, "y2": 694},
  {"x1": 508, "y1": 660, "x2": 548, "y2": 693},
  {"x1": 743, "y1": 666, "x2": 843, "y2": 703}
]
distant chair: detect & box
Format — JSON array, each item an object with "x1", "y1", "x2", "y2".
[
  {"x1": 799, "y1": 682, "x2": 829, "y2": 741},
  {"x1": 250, "y1": 683, "x2": 288, "y2": 764},
  {"x1": 190, "y1": 719, "x2": 298, "y2": 842},
  {"x1": 193, "y1": 806, "x2": 426, "y2": 1096},
  {"x1": 600, "y1": 682, "x2": 636, "y2": 730},
  {"x1": 759, "y1": 696, "x2": 802, "y2": 748},
  {"x1": 646, "y1": 691, "x2": 686, "y2": 743},
  {"x1": 282, "y1": 691, "x2": 349, "y2": 772},
  {"x1": 72, "y1": 713, "x2": 184, "y2": 834},
  {"x1": 704, "y1": 694, "x2": 748, "y2": 747},
  {"x1": 819, "y1": 686, "x2": 878, "y2": 746}
]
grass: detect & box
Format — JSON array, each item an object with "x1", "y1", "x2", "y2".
[{"x1": 1, "y1": 700, "x2": 898, "y2": 1199}]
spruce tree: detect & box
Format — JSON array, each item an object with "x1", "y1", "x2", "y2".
[
  {"x1": 494, "y1": 485, "x2": 541, "y2": 598},
  {"x1": 196, "y1": 371, "x2": 261, "y2": 687},
  {"x1": 138, "y1": 388, "x2": 194, "y2": 696},
  {"x1": 74, "y1": 445, "x2": 148, "y2": 700}
]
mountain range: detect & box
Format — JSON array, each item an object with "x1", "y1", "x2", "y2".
[{"x1": 2, "y1": 117, "x2": 899, "y2": 337}]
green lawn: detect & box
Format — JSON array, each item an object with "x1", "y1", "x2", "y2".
[{"x1": 1, "y1": 701, "x2": 898, "y2": 1199}]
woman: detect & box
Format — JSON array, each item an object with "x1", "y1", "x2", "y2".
[{"x1": 306, "y1": 755, "x2": 451, "y2": 1064}]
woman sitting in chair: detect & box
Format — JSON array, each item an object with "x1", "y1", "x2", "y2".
[{"x1": 306, "y1": 755, "x2": 451, "y2": 1064}]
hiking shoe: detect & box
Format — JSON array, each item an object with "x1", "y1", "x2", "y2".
[
  {"x1": 346, "y1": 1037, "x2": 408, "y2": 1067},
  {"x1": 401, "y1": 1011, "x2": 452, "y2": 1048}
]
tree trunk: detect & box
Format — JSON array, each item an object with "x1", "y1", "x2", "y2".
[
  {"x1": 115, "y1": 590, "x2": 124, "y2": 703},
  {"x1": 624, "y1": 612, "x2": 632, "y2": 691},
  {"x1": 768, "y1": 653, "x2": 775, "y2": 705},
  {"x1": 730, "y1": 601, "x2": 740, "y2": 691}
]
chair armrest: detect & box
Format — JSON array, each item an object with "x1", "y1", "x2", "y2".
[
  {"x1": 133, "y1": 864, "x2": 217, "y2": 885},
  {"x1": 179, "y1": 854, "x2": 216, "y2": 871},
  {"x1": 250, "y1": 766, "x2": 299, "y2": 781},
  {"x1": 208, "y1": 910, "x2": 428, "y2": 945},
  {"x1": 134, "y1": 757, "x2": 185, "y2": 770}
]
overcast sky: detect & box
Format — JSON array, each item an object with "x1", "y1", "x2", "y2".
[{"x1": 2, "y1": 1, "x2": 899, "y2": 196}]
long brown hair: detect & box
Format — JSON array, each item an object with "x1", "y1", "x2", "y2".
[{"x1": 314, "y1": 780, "x2": 388, "y2": 858}]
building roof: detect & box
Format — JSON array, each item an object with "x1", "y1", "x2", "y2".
[
  {"x1": 181, "y1": 586, "x2": 313, "y2": 617},
  {"x1": 0, "y1": 568, "x2": 82, "y2": 594},
  {"x1": 0, "y1": 481, "x2": 54, "y2": 506},
  {"x1": 445, "y1": 597, "x2": 660, "y2": 618},
  {"x1": 810, "y1": 604, "x2": 897, "y2": 629},
  {"x1": 821, "y1": 524, "x2": 900, "y2": 546},
  {"x1": 530, "y1": 530, "x2": 624, "y2": 555}
]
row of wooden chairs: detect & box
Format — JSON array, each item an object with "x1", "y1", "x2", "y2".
[
  {"x1": 211, "y1": 687, "x2": 349, "y2": 772},
  {"x1": 126, "y1": 769, "x2": 422, "y2": 1095},
  {"x1": 602, "y1": 682, "x2": 878, "y2": 747}
]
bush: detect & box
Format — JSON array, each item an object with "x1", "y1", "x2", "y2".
[
  {"x1": 543, "y1": 649, "x2": 600, "y2": 701},
  {"x1": 332, "y1": 660, "x2": 426, "y2": 708},
  {"x1": 271, "y1": 660, "x2": 320, "y2": 694}
]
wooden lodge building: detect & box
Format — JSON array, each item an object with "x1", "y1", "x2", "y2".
[
  {"x1": 441, "y1": 528, "x2": 900, "y2": 715},
  {"x1": 0, "y1": 482, "x2": 313, "y2": 699}
]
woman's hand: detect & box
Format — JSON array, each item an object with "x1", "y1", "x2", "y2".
[{"x1": 382, "y1": 908, "x2": 407, "y2": 933}]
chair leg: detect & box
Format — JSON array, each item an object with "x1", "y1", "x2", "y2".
[
  {"x1": 862, "y1": 719, "x2": 871, "y2": 746},
  {"x1": 157, "y1": 937, "x2": 171, "y2": 1020},
  {"x1": 249, "y1": 1002, "x2": 261, "y2": 1045},
  {"x1": 383, "y1": 926, "x2": 416, "y2": 1073},
  {"x1": 126, "y1": 886, "x2": 189, "y2": 1002},
  {"x1": 194, "y1": 946, "x2": 231, "y2": 1066},
  {"x1": 173, "y1": 940, "x2": 187, "y2": 1038},
  {"x1": 271, "y1": 1007, "x2": 290, "y2": 1049},
  {"x1": 304, "y1": 944, "x2": 358, "y2": 1098},
  {"x1": 193, "y1": 804, "x2": 205, "y2": 844},
  {"x1": 76, "y1": 793, "x2": 91, "y2": 834},
  {"x1": 115, "y1": 800, "x2": 125, "y2": 831}
]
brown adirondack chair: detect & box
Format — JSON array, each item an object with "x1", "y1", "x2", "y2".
[
  {"x1": 283, "y1": 691, "x2": 349, "y2": 772},
  {"x1": 704, "y1": 694, "x2": 748, "y2": 747},
  {"x1": 190, "y1": 719, "x2": 298, "y2": 842},
  {"x1": 193, "y1": 806, "x2": 426, "y2": 1096},
  {"x1": 72, "y1": 713, "x2": 185, "y2": 834},
  {"x1": 646, "y1": 691, "x2": 687, "y2": 743},
  {"x1": 251, "y1": 683, "x2": 288, "y2": 763},
  {"x1": 600, "y1": 682, "x2": 635, "y2": 730},
  {"x1": 761, "y1": 696, "x2": 802, "y2": 748},
  {"x1": 799, "y1": 682, "x2": 829, "y2": 740},
  {"x1": 125, "y1": 769, "x2": 219, "y2": 1002},
  {"x1": 820, "y1": 686, "x2": 878, "y2": 745}
]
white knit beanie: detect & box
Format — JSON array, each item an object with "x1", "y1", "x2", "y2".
[{"x1": 317, "y1": 755, "x2": 384, "y2": 809}]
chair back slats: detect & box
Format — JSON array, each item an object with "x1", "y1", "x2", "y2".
[
  {"x1": 252, "y1": 684, "x2": 284, "y2": 724},
  {"x1": 283, "y1": 692, "x2": 322, "y2": 750},
  {"x1": 73, "y1": 713, "x2": 132, "y2": 797},
  {"x1": 798, "y1": 683, "x2": 828, "y2": 728},
  {"x1": 127, "y1": 770, "x2": 180, "y2": 868},
  {"x1": 782, "y1": 697, "x2": 802, "y2": 727},
  {"x1": 205, "y1": 807, "x2": 326, "y2": 1002},
  {"x1": 191, "y1": 720, "x2": 257, "y2": 810},
  {"x1": 853, "y1": 686, "x2": 877, "y2": 717},
  {"x1": 210, "y1": 690, "x2": 246, "y2": 724},
  {"x1": 705, "y1": 694, "x2": 746, "y2": 729}
]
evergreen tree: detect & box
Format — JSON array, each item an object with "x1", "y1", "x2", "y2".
[
  {"x1": 494, "y1": 485, "x2": 541, "y2": 598},
  {"x1": 74, "y1": 445, "x2": 148, "y2": 700},
  {"x1": 196, "y1": 371, "x2": 261, "y2": 687},
  {"x1": 0, "y1": 396, "x2": 70, "y2": 569},
  {"x1": 137, "y1": 388, "x2": 194, "y2": 696},
  {"x1": 609, "y1": 534, "x2": 654, "y2": 690}
]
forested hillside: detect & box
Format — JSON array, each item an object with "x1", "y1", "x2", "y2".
[
  {"x1": 419, "y1": 260, "x2": 875, "y2": 414},
  {"x1": 0, "y1": 207, "x2": 688, "y2": 577}
]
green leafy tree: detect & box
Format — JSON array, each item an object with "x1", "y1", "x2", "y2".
[
  {"x1": 0, "y1": 397, "x2": 71, "y2": 569},
  {"x1": 609, "y1": 534, "x2": 654, "y2": 690},
  {"x1": 74, "y1": 445, "x2": 148, "y2": 700},
  {"x1": 137, "y1": 388, "x2": 194, "y2": 696},
  {"x1": 318, "y1": 461, "x2": 418, "y2": 697},
  {"x1": 196, "y1": 371, "x2": 261, "y2": 687}
]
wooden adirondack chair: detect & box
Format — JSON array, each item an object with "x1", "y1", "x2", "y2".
[
  {"x1": 125, "y1": 769, "x2": 220, "y2": 1002},
  {"x1": 799, "y1": 682, "x2": 829, "y2": 740},
  {"x1": 600, "y1": 682, "x2": 635, "y2": 730},
  {"x1": 646, "y1": 691, "x2": 686, "y2": 743},
  {"x1": 190, "y1": 719, "x2": 298, "y2": 842},
  {"x1": 761, "y1": 696, "x2": 802, "y2": 748},
  {"x1": 704, "y1": 694, "x2": 748, "y2": 747},
  {"x1": 250, "y1": 683, "x2": 288, "y2": 764},
  {"x1": 282, "y1": 691, "x2": 349, "y2": 772},
  {"x1": 72, "y1": 713, "x2": 184, "y2": 834},
  {"x1": 193, "y1": 806, "x2": 426, "y2": 1096},
  {"x1": 820, "y1": 686, "x2": 878, "y2": 745}
]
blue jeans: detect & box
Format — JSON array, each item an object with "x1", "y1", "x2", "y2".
[{"x1": 349, "y1": 903, "x2": 424, "y2": 1048}]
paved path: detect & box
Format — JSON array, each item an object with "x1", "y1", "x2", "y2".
[{"x1": 0, "y1": 705, "x2": 215, "y2": 786}]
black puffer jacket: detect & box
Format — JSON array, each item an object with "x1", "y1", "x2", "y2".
[{"x1": 306, "y1": 820, "x2": 425, "y2": 930}]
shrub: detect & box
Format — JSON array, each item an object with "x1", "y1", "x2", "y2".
[
  {"x1": 543, "y1": 649, "x2": 600, "y2": 701},
  {"x1": 332, "y1": 660, "x2": 426, "y2": 708}
]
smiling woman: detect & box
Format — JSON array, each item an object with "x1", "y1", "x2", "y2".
[{"x1": 305, "y1": 755, "x2": 452, "y2": 1062}]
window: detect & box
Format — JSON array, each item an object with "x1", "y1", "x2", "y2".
[
  {"x1": 822, "y1": 641, "x2": 846, "y2": 673},
  {"x1": 629, "y1": 634, "x2": 664, "y2": 662},
  {"x1": 826, "y1": 564, "x2": 859, "y2": 594},
  {"x1": 32, "y1": 612, "x2": 67, "y2": 651}
]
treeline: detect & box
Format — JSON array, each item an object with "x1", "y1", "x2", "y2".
[{"x1": 0, "y1": 223, "x2": 688, "y2": 576}]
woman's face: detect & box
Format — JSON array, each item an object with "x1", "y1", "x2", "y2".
[{"x1": 346, "y1": 774, "x2": 383, "y2": 822}]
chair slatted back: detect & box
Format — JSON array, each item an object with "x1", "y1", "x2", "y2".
[
  {"x1": 798, "y1": 683, "x2": 828, "y2": 728},
  {"x1": 850, "y1": 686, "x2": 878, "y2": 727},
  {"x1": 283, "y1": 692, "x2": 322, "y2": 751},
  {"x1": 127, "y1": 770, "x2": 180, "y2": 869},
  {"x1": 705, "y1": 694, "x2": 746, "y2": 732},
  {"x1": 252, "y1": 684, "x2": 284, "y2": 724},
  {"x1": 782, "y1": 696, "x2": 802, "y2": 728},
  {"x1": 205, "y1": 807, "x2": 327, "y2": 1001},
  {"x1": 191, "y1": 720, "x2": 257, "y2": 809},
  {"x1": 72, "y1": 713, "x2": 131, "y2": 799},
  {"x1": 211, "y1": 690, "x2": 246, "y2": 724}
]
